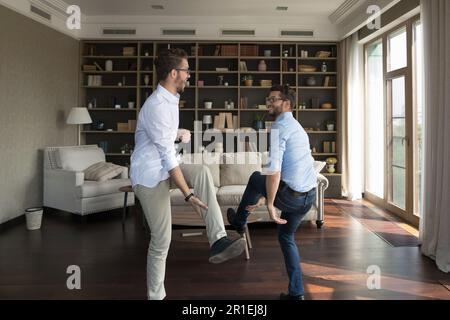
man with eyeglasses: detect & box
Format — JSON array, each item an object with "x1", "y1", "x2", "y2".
[
  {"x1": 227, "y1": 85, "x2": 317, "y2": 300},
  {"x1": 131, "y1": 48, "x2": 246, "y2": 300}
]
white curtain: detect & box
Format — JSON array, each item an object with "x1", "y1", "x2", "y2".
[
  {"x1": 420, "y1": 0, "x2": 450, "y2": 273},
  {"x1": 340, "y1": 33, "x2": 364, "y2": 201}
]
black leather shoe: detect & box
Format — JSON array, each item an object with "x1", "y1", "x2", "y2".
[
  {"x1": 279, "y1": 293, "x2": 305, "y2": 300},
  {"x1": 226, "y1": 208, "x2": 246, "y2": 235}
]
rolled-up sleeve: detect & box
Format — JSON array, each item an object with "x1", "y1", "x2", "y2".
[
  {"x1": 144, "y1": 102, "x2": 179, "y2": 172},
  {"x1": 264, "y1": 123, "x2": 286, "y2": 174}
]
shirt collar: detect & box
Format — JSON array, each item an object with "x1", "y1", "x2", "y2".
[
  {"x1": 275, "y1": 111, "x2": 294, "y2": 123},
  {"x1": 157, "y1": 84, "x2": 180, "y2": 105}
]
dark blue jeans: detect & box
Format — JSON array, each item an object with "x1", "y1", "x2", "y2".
[{"x1": 235, "y1": 171, "x2": 316, "y2": 297}]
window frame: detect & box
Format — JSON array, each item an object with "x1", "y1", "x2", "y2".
[{"x1": 363, "y1": 15, "x2": 421, "y2": 227}]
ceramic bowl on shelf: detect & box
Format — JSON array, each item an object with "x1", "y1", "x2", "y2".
[
  {"x1": 298, "y1": 65, "x2": 317, "y2": 72},
  {"x1": 321, "y1": 103, "x2": 333, "y2": 109}
]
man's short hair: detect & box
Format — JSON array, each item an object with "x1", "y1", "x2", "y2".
[
  {"x1": 154, "y1": 48, "x2": 188, "y2": 82},
  {"x1": 270, "y1": 84, "x2": 296, "y2": 109}
]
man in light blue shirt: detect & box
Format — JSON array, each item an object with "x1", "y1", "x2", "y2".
[
  {"x1": 227, "y1": 85, "x2": 317, "y2": 300},
  {"x1": 131, "y1": 49, "x2": 245, "y2": 300}
]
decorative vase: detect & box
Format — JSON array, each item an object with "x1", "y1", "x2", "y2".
[
  {"x1": 244, "y1": 80, "x2": 253, "y2": 86},
  {"x1": 144, "y1": 75, "x2": 150, "y2": 86},
  {"x1": 105, "y1": 60, "x2": 113, "y2": 72},
  {"x1": 258, "y1": 60, "x2": 267, "y2": 72},
  {"x1": 326, "y1": 164, "x2": 336, "y2": 174},
  {"x1": 306, "y1": 77, "x2": 317, "y2": 86},
  {"x1": 327, "y1": 124, "x2": 335, "y2": 131}
]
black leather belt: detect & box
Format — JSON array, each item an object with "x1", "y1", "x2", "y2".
[{"x1": 280, "y1": 181, "x2": 311, "y2": 197}]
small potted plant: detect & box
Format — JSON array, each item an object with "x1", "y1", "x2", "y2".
[
  {"x1": 242, "y1": 75, "x2": 254, "y2": 87},
  {"x1": 326, "y1": 120, "x2": 335, "y2": 131},
  {"x1": 253, "y1": 114, "x2": 266, "y2": 131},
  {"x1": 326, "y1": 157, "x2": 338, "y2": 174}
]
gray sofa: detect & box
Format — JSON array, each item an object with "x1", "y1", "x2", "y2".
[{"x1": 170, "y1": 152, "x2": 329, "y2": 228}]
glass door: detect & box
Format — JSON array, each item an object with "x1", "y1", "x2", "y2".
[{"x1": 388, "y1": 76, "x2": 406, "y2": 210}]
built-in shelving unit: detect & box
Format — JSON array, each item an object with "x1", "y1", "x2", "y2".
[{"x1": 79, "y1": 40, "x2": 341, "y2": 197}]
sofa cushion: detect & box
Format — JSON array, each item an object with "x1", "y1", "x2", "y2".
[
  {"x1": 84, "y1": 162, "x2": 126, "y2": 182},
  {"x1": 220, "y1": 152, "x2": 262, "y2": 186},
  {"x1": 58, "y1": 147, "x2": 105, "y2": 171},
  {"x1": 177, "y1": 153, "x2": 221, "y2": 188},
  {"x1": 76, "y1": 178, "x2": 131, "y2": 198},
  {"x1": 216, "y1": 185, "x2": 247, "y2": 206},
  {"x1": 170, "y1": 187, "x2": 219, "y2": 206}
]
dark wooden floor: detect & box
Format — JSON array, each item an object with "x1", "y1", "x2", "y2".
[{"x1": 0, "y1": 200, "x2": 449, "y2": 300}]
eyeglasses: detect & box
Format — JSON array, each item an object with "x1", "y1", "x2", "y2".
[
  {"x1": 266, "y1": 97, "x2": 284, "y2": 105},
  {"x1": 175, "y1": 68, "x2": 191, "y2": 75}
]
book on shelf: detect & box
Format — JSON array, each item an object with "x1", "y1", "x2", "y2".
[
  {"x1": 239, "y1": 61, "x2": 248, "y2": 72},
  {"x1": 213, "y1": 115, "x2": 220, "y2": 130},
  {"x1": 225, "y1": 113, "x2": 233, "y2": 129},
  {"x1": 83, "y1": 64, "x2": 97, "y2": 71},
  {"x1": 220, "y1": 45, "x2": 238, "y2": 56},
  {"x1": 233, "y1": 115, "x2": 238, "y2": 130},
  {"x1": 87, "y1": 75, "x2": 102, "y2": 86}
]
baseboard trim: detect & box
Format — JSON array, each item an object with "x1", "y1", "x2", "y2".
[{"x1": 0, "y1": 214, "x2": 25, "y2": 231}]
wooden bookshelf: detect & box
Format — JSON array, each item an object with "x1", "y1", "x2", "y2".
[{"x1": 79, "y1": 40, "x2": 341, "y2": 197}]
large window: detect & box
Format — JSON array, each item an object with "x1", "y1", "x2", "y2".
[
  {"x1": 388, "y1": 27, "x2": 407, "y2": 71},
  {"x1": 364, "y1": 16, "x2": 423, "y2": 227}
]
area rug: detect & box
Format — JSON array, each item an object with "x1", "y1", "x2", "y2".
[{"x1": 332, "y1": 200, "x2": 420, "y2": 247}]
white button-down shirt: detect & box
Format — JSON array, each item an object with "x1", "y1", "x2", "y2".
[{"x1": 130, "y1": 84, "x2": 180, "y2": 188}]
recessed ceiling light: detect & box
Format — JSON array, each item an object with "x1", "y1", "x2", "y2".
[
  {"x1": 151, "y1": 5, "x2": 164, "y2": 10},
  {"x1": 276, "y1": 6, "x2": 288, "y2": 11}
]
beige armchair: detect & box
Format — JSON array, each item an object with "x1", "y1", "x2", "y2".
[{"x1": 43, "y1": 145, "x2": 134, "y2": 216}]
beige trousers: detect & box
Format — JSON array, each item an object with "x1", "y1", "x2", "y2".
[{"x1": 133, "y1": 164, "x2": 227, "y2": 300}]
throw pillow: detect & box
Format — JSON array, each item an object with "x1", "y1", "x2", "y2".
[{"x1": 84, "y1": 162, "x2": 125, "y2": 182}]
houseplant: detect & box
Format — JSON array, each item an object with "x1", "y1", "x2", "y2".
[
  {"x1": 242, "y1": 75, "x2": 254, "y2": 87},
  {"x1": 253, "y1": 114, "x2": 266, "y2": 130}
]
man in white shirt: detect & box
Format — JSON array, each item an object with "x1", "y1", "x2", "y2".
[{"x1": 130, "y1": 48, "x2": 246, "y2": 300}]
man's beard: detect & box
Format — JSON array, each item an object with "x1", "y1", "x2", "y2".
[
  {"x1": 268, "y1": 107, "x2": 282, "y2": 119},
  {"x1": 176, "y1": 78, "x2": 185, "y2": 94}
]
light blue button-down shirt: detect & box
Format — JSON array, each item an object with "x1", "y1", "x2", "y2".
[
  {"x1": 266, "y1": 111, "x2": 317, "y2": 193},
  {"x1": 130, "y1": 84, "x2": 180, "y2": 188}
]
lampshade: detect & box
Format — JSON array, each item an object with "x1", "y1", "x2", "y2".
[
  {"x1": 66, "y1": 107, "x2": 92, "y2": 124},
  {"x1": 202, "y1": 115, "x2": 212, "y2": 124}
]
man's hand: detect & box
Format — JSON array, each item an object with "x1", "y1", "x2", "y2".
[
  {"x1": 245, "y1": 197, "x2": 266, "y2": 213},
  {"x1": 189, "y1": 196, "x2": 208, "y2": 217},
  {"x1": 267, "y1": 203, "x2": 287, "y2": 225},
  {"x1": 177, "y1": 129, "x2": 191, "y2": 143}
]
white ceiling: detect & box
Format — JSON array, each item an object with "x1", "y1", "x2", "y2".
[{"x1": 65, "y1": 0, "x2": 347, "y2": 17}]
